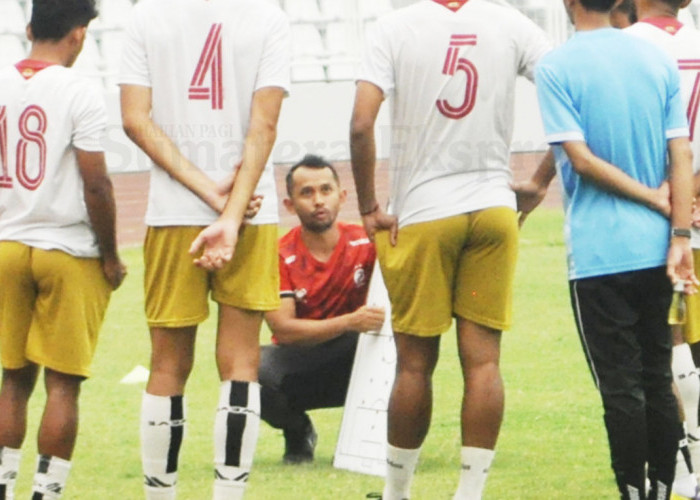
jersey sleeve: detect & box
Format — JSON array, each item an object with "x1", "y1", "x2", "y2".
[
  {"x1": 665, "y1": 63, "x2": 691, "y2": 140},
  {"x1": 255, "y1": 11, "x2": 291, "y2": 93},
  {"x1": 535, "y1": 61, "x2": 585, "y2": 144},
  {"x1": 516, "y1": 16, "x2": 552, "y2": 82},
  {"x1": 357, "y1": 19, "x2": 394, "y2": 96},
  {"x1": 118, "y1": 5, "x2": 151, "y2": 87},
  {"x1": 279, "y1": 253, "x2": 294, "y2": 299},
  {"x1": 71, "y1": 82, "x2": 107, "y2": 152}
]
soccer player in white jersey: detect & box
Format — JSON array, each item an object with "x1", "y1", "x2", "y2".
[
  {"x1": 350, "y1": 1, "x2": 551, "y2": 498},
  {"x1": 0, "y1": 1, "x2": 126, "y2": 498},
  {"x1": 612, "y1": 3, "x2": 700, "y2": 498},
  {"x1": 118, "y1": 1, "x2": 289, "y2": 499}
]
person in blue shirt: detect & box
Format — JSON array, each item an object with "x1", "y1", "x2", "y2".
[{"x1": 532, "y1": 0, "x2": 696, "y2": 498}]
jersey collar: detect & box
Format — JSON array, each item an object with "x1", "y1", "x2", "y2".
[
  {"x1": 431, "y1": 0, "x2": 469, "y2": 13},
  {"x1": 15, "y1": 59, "x2": 57, "y2": 80},
  {"x1": 640, "y1": 16, "x2": 684, "y2": 35}
]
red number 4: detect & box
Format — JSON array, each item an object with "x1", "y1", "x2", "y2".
[
  {"x1": 436, "y1": 34, "x2": 479, "y2": 120},
  {"x1": 680, "y1": 60, "x2": 700, "y2": 141},
  {"x1": 189, "y1": 23, "x2": 224, "y2": 110},
  {"x1": 0, "y1": 104, "x2": 47, "y2": 190}
]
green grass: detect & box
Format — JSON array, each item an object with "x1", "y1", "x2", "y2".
[{"x1": 13, "y1": 209, "x2": 617, "y2": 499}]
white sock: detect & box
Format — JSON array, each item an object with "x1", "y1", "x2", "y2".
[
  {"x1": 453, "y1": 447, "x2": 495, "y2": 500},
  {"x1": 673, "y1": 344, "x2": 700, "y2": 434},
  {"x1": 31, "y1": 455, "x2": 71, "y2": 499},
  {"x1": 213, "y1": 381, "x2": 260, "y2": 500},
  {"x1": 0, "y1": 447, "x2": 21, "y2": 500},
  {"x1": 141, "y1": 393, "x2": 185, "y2": 500},
  {"x1": 674, "y1": 450, "x2": 699, "y2": 497},
  {"x1": 382, "y1": 444, "x2": 420, "y2": 500}
]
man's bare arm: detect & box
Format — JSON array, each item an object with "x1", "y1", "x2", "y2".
[
  {"x1": 120, "y1": 84, "x2": 227, "y2": 213},
  {"x1": 189, "y1": 87, "x2": 285, "y2": 269},
  {"x1": 265, "y1": 298, "x2": 385, "y2": 347},
  {"x1": 561, "y1": 141, "x2": 670, "y2": 215},
  {"x1": 76, "y1": 149, "x2": 126, "y2": 289},
  {"x1": 350, "y1": 81, "x2": 398, "y2": 244}
]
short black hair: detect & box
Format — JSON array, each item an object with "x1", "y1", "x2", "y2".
[
  {"x1": 30, "y1": 0, "x2": 98, "y2": 41},
  {"x1": 580, "y1": 0, "x2": 617, "y2": 12},
  {"x1": 614, "y1": 0, "x2": 638, "y2": 21},
  {"x1": 285, "y1": 154, "x2": 340, "y2": 196}
]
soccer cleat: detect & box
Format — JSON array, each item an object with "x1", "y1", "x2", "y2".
[
  {"x1": 282, "y1": 417, "x2": 317, "y2": 464},
  {"x1": 365, "y1": 494, "x2": 382, "y2": 499}
]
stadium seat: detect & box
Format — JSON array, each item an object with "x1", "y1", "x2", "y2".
[
  {"x1": 358, "y1": 0, "x2": 392, "y2": 19},
  {"x1": 291, "y1": 24, "x2": 325, "y2": 58},
  {"x1": 100, "y1": 30, "x2": 124, "y2": 88},
  {"x1": 319, "y1": 0, "x2": 348, "y2": 21},
  {"x1": 291, "y1": 60, "x2": 326, "y2": 82},
  {"x1": 325, "y1": 22, "x2": 358, "y2": 81},
  {"x1": 72, "y1": 33, "x2": 103, "y2": 87},
  {"x1": 99, "y1": 0, "x2": 133, "y2": 29},
  {"x1": 0, "y1": 0, "x2": 27, "y2": 35},
  {"x1": 0, "y1": 34, "x2": 25, "y2": 67},
  {"x1": 284, "y1": 0, "x2": 323, "y2": 22}
]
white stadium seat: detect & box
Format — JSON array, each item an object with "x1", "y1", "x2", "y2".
[
  {"x1": 0, "y1": 0, "x2": 27, "y2": 34},
  {"x1": 325, "y1": 22, "x2": 358, "y2": 81},
  {"x1": 284, "y1": 0, "x2": 322, "y2": 22},
  {"x1": 99, "y1": 0, "x2": 133, "y2": 29},
  {"x1": 291, "y1": 24, "x2": 325, "y2": 57},
  {"x1": 0, "y1": 34, "x2": 25, "y2": 67}
]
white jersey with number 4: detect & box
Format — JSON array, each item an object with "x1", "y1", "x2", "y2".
[
  {"x1": 626, "y1": 18, "x2": 700, "y2": 247},
  {"x1": 0, "y1": 61, "x2": 106, "y2": 258},
  {"x1": 119, "y1": 0, "x2": 290, "y2": 227},
  {"x1": 359, "y1": 0, "x2": 551, "y2": 228}
]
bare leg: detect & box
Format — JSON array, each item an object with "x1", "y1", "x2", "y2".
[
  {"x1": 216, "y1": 306, "x2": 262, "y2": 382},
  {"x1": 37, "y1": 369, "x2": 83, "y2": 460},
  {"x1": 0, "y1": 365, "x2": 39, "y2": 448},
  {"x1": 213, "y1": 305, "x2": 264, "y2": 500},
  {"x1": 456, "y1": 317, "x2": 503, "y2": 449},
  {"x1": 146, "y1": 326, "x2": 197, "y2": 396},
  {"x1": 387, "y1": 333, "x2": 440, "y2": 448}
]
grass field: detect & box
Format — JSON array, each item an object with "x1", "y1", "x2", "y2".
[{"x1": 12, "y1": 209, "x2": 618, "y2": 499}]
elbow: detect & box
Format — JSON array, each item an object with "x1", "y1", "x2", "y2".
[
  {"x1": 121, "y1": 111, "x2": 145, "y2": 141},
  {"x1": 350, "y1": 118, "x2": 373, "y2": 145},
  {"x1": 85, "y1": 174, "x2": 114, "y2": 199}
]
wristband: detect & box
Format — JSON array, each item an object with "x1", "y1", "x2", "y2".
[
  {"x1": 671, "y1": 227, "x2": 691, "y2": 238},
  {"x1": 360, "y1": 203, "x2": 379, "y2": 216}
]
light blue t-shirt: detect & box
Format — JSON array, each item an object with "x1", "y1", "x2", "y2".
[{"x1": 535, "y1": 28, "x2": 689, "y2": 280}]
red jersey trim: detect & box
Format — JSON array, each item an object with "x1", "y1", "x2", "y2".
[
  {"x1": 640, "y1": 16, "x2": 684, "y2": 36},
  {"x1": 15, "y1": 60, "x2": 57, "y2": 80},
  {"x1": 432, "y1": 0, "x2": 469, "y2": 13}
]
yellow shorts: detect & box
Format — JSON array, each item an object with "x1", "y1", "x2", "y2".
[
  {"x1": 684, "y1": 248, "x2": 700, "y2": 344},
  {"x1": 144, "y1": 225, "x2": 280, "y2": 328},
  {"x1": 0, "y1": 241, "x2": 111, "y2": 378},
  {"x1": 375, "y1": 207, "x2": 519, "y2": 336}
]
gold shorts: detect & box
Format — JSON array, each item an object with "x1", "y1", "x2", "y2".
[
  {"x1": 0, "y1": 241, "x2": 111, "y2": 377},
  {"x1": 375, "y1": 207, "x2": 519, "y2": 336},
  {"x1": 684, "y1": 248, "x2": 700, "y2": 344},
  {"x1": 144, "y1": 225, "x2": 280, "y2": 328}
]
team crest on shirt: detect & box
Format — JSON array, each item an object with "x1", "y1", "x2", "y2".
[
  {"x1": 294, "y1": 288, "x2": 308, "y2": 303},
  {"x1": 353, "y1": 265, "x2": 366, "y2": 288}
]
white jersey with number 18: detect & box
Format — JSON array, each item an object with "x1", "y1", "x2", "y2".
[
  {"x1": 0, "y1": 61, "x2": 106, "y2": 258},
  {"x1": 359, "y1": 0, "x2": 551, "y2": 228},
  {"x1": 119, "y1": 0, "x2": 291, "y2": 227}
]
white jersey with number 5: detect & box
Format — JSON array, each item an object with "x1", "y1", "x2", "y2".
[
  {"x1": 625, "y1": 18, "x2": 700, "y2": 247},
  {"x1": 0, "y1": 61, "x2": 106, "y2": 257},
  {"x1": 119, "y1": 0, "x2": 290, "y2": 227},
  {"x1": 359, "y1": 0, "x2": 551, "y2": 227}
]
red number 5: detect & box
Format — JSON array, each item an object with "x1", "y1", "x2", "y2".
[
  {"x1": 679, "y1": 60, "x2": 700, "y2": 141},
  {"x1": 436, "y1": 34, "x2": 479, "y2": 120},
  {"x1": 0, "y1": 104, "x2": 47, "y2": 191}
]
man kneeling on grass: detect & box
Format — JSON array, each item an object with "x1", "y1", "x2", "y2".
[{"x1": 261, "y1": 155, "x2": 384, "y2": 463}]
